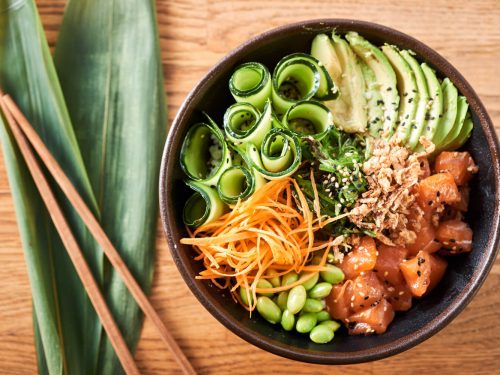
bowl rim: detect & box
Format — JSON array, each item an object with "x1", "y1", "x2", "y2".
[{"x1": 159, "y1": 18, "x2": 500, "y2": 364}]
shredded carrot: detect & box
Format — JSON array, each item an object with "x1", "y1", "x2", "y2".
[{"x1": 181, "y1": 177, "x2": 344, "y2": 312}]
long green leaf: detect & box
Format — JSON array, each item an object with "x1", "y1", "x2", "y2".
[
  {"x1": 54, "y1": 0, "x2": 167, "y2": 372},
  {"x1": 0, "y1": 0, "x2": 104, "y2": 373}
]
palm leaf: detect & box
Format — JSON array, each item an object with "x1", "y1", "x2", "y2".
[
  {"x1": 54, "y1": 0, "x2": 167, "y2": 372},
  {"x1": 0, "y1": 0, "x2": 105, "y2": 374}
]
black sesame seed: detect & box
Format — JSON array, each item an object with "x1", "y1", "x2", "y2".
[
  {"x1": 437, "y1": 191, "x2": 441, "y2": 197},
  {"x1": 417, "y1": 270, "x2": 422, "y2": 277},
  {"x1": 408, "y1": 97, "x2": 414, "y2": 103},
  {"x1": 450, "y1": 239, "x2": 456, "y2": 243},
  {"x1": 387, "y1": 87, "x2": 392, "y2": 91},
  {"x1": 386, "y1": 116, "x2": 391, "y2": 121},
  {"x1": 405, "y1": 114, "x2": 410, "y2": 119},
  {"x1": 376, "y1": 100, "x2": 384, "y2": 106},
  {"x1": 412, "y1": 124, "x2": 417, "y2": 129},
  {"x1": 364, "y1": 296, "x2": 369, "y2": 300}
]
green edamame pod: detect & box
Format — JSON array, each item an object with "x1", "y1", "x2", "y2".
[
  {"x1": 256, "y1": 296, "x2": 282, "y2": 324},
  {"x1": 309, "y1": 282, "x2": 333, "y2": 299},
  {"x1": 320, "y1": 264, "x2": 345, "y2": 285},
  {"x1": 302, "y1": 298, "x2": 324, "y2": 313},
  {"x1": 276, "y1": 291, "x2": 289, "y2": 311},
  {"x1": 256, "y1": 279, "x2": 274, "y2": 297},
  {"x1": 266, "y1": 269, "x2": 281, "y2": 288},
  {"x1": 239, "y1": 287, "x2": 253, "y2": 306},
  {"x1": 287, "y1": 285, "x2": 307, "y2": 314},
  {"x1": 300, "y1": 272, "x2": 319, "y2": 291},
  {"x1": 296, "y1": 313, "x2": 318, "y2": 333},
  {"x1": 310, "y1": 324, "x2": 335, "y2": 344},
  {"x1": 282, "y1": 271, "x2": 299, "y2": 286},
  {"x1": 316, "y1": 310, "x2": 331, "y2": 322},
  {"x1": 319, "y1": 320, "x2": 341, "y2": 332},
  {"x1": 281, "y1": 309, "x2": 295, "y2": 331}
]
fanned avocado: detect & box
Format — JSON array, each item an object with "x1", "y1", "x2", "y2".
[
  {"x1": 311, "y1": 33, "x2": 367, "y2": 133},
  {"x1": 381, "y1": 44, "x2": 418, "y2": 145},
  {"x1": 447, "y1": 113, "x2": 473, "y2": 150},
  {"x1": 346, "y1": 32, "x2": 399, "y2": 138},
  {"x1": 400, "y1": 50, "x2": 430, "y2": 150},
  {"x1": 417, "y1": 63, "x2": 443, "y2": 150},
  {"x1": 432, "y1": 78, "x2": 458, "y2": 151},
  {"x1": 359, "y1": 60, "x2": 384, "y2": 137},
  {"x1": 439, "y1": 96, "x2": 469, "y2": 151}
]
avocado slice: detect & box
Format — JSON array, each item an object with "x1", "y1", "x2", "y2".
[
  {"x1": 381, "y1": 44, "x2": 418, "y2": 145},
  {"x1": 359, "y1": 60, "x2": 384, "y2": 137},
  {"x1": 417, "y1": 63, "x2": 443, "y2": 150},
  {"x1": 439, "y1": 96, "x2": 469, "y2": 150},
  {"x1": 446, "y1": 113, "x2": 473, "y2": 150},
  {"x1": 432, "y1": 78, "x2": 458, "y2": 151},
  {"x1": 400, "y1": 50, "x2": 430, "y2": 150},
  {"x1": 346, "y1": 32, "x2": 399, "y2": 138},
  {"x1": 311, "y1": 33, "x2": 367, "y2": 133}
]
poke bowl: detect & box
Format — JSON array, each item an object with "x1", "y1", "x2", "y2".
[{"x1": 159, "y1": 19, "x2": 500, "y2": 364}]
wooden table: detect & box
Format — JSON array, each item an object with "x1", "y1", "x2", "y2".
[{"x1": 1, "y1": 0, "x2": 499, "y2": 373}]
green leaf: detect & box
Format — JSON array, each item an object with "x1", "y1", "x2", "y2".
[
  {"x1": 0, "y1": 0, "x2": 104, "y2": 374},
  {"x1": 54, "y1": 0, "x2": 167, "y2": 373}
]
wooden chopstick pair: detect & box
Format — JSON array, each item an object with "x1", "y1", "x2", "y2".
[{"x1": 0, "y1": 93, "x2": 196, "y2": 375}]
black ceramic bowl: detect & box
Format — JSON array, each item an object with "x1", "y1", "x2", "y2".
[{"x1": 159, "y1": 19, "x2": 500, "y2": 364}]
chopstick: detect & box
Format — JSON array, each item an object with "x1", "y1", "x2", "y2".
[{"x1": 0, "y1": 94, "x2": 197, "y2": 375}]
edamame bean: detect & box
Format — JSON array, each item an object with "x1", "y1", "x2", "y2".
[
  {"x1": 310, "y1": 254, "x2": 323, "y2": 265},
  {"x1": 256, "y1": 279, "x2": 274, "y2": 297},
  {"x1": 302, "y1": 298, "x2": 324, "y2": 313},
  {"x1": 296, "y1": 313, "x2": 318, "y2": 333},
  {"x1": 239, "y1": 287, "x2": 253, "y2": 306},
  {"x1": 320, "y1": 320, "x2": 341, "y2": 332},
  {"x1": 287, "y1": 285, "x2": 306, "y2": 314},
  {"x1": 256, "y1": 296, "x2": 282, "y2": 324},
  {"x1": 276, "y1": 291, "x2": 289, "y2": 311},
  {"x1": 281, "y1": 309, "x2": 295, "y2": 331},
  {"x1": 266, "y1": 269, "x2": 281, "y2": 288},
  {"x1": 282, "y1": 271, "x2": 299, "y2": 286},
  {"x1": 310, "y1": 324, "x2": 334, "y2": 344},
  {"x1": 309, "y1": 282, "x2": 333, "y2": 299},
  {"x1": 320, "y1": 264, "x2": 345, "y2": 284},
  {"x1": 300, "y1": 272, "x2": 319, "y2": 290},
  {"x1": 316, "y1": 310, "x2": 331, "y2": 322}
]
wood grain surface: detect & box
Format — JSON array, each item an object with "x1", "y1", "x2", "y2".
[{"x1": 1, "y1": 0, "x2": 499, "y2": 374}]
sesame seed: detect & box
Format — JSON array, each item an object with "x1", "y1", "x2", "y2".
[{"x1": 399, "y1": 291, "x2": 405, "y2": 296}]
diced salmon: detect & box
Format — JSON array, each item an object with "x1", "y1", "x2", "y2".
[
  {"x1": 325, "y1": 282, "x2": 352, "y2": 322},
  {"x1": 400, "y1": 251, "x2": 432, "y2": 297},
  {"x1": 407, "y1": 219, "x2": 441, "y2": 256},
  {"x1": 385, "y1": 283, "x2": 413, "y2": 311},
  {"x1": 427, "y1": 254, "x2": 448, "y2": 293},
  {"x1": 434, "y1": 151, "x2": 478, "y2": 186},
  {"x1": 450, "y1": 186, "x2": 470, "y2": 212},
  {"x1": 416, "y1": 173, "x2": 460, "y2": 210},
  {"x1": 435, "y1": 219, "x2": 473, "y2": 254},
  {"x1": 349, "y1": 271, "x2": 385, "y2": 313},
  {"x1": 339, "y1": 236, "x2": 378, "y2": 279},
  {"x1": 348, "y1": 299, "x2": 395, "y2": 335},
  {"x1": 374, "y1": 244, "x2": 408, "y2": 286}
]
